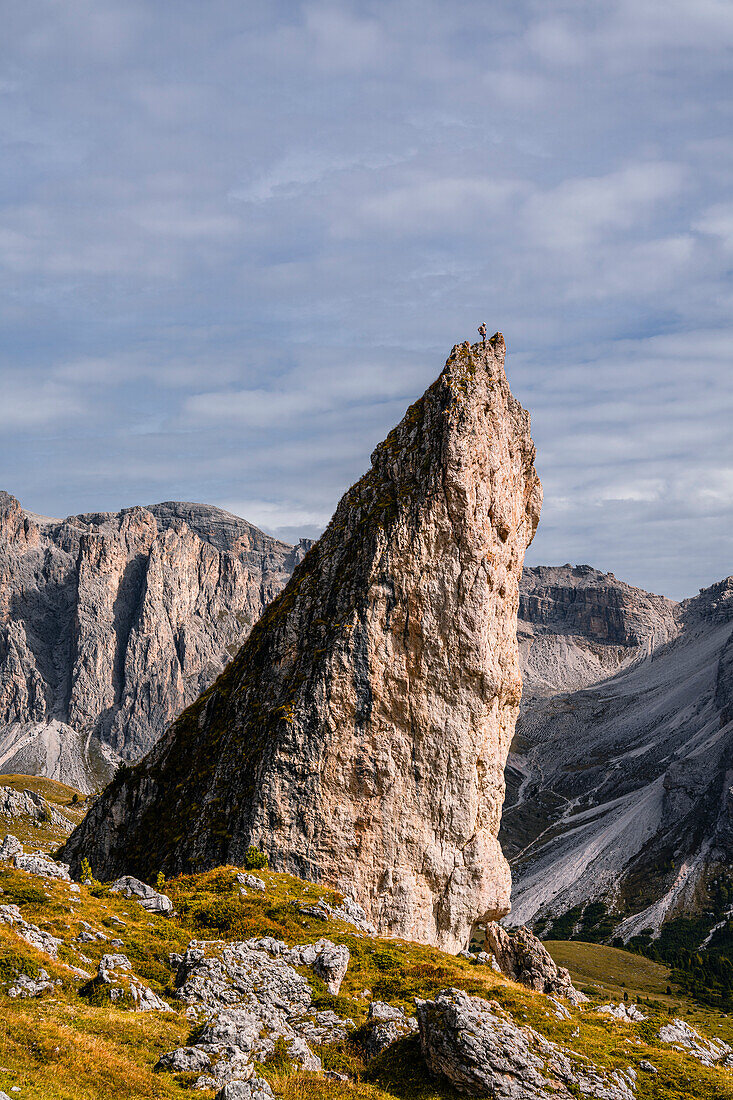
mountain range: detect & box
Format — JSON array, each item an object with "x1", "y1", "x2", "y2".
[
  {"x1": 503, "y1": 564, "x2": 733, "y2": 941},
  {"x1": 2, "y1": 408, "x2": 731, "y2": 945},
  {"x1": 0, "y1": 490, "x2": 308, "y2": 791}
]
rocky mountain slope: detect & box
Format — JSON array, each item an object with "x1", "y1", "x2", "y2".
[
  {"x1": 4, "y1": 831, "x2": 733, "y2": 1100},
  {"x1": 501, "y1": 567, "x2": 733, "y2": 941},
  {"x1": 0, "y1": 492, "x2": 307, "y2": 792},
  {"x1": 62, "y1": 334, "x2": 542, "y2": 952}
]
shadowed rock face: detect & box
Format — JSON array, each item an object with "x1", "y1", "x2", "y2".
[
  {"x1": 0, "y1": 491, "x2": 306, "y2": 791},
  {"x1": 518, "y1": 564, "x2": 679, "y2": 700},
  {"x1": 62, "y1": 336, "x2": 542, "y2": 951}
]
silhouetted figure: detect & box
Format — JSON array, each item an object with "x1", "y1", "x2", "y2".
[{"x1": 478, "y1": 322, "x2": 487, "y2": 347}]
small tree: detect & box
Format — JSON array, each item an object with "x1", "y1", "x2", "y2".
[
  {"x1": 80, "y1": 857, "x2": 100, "y2": 887},
  {"x1": 244, "y1": 846, "x2": 268, "y2": 871},
  {"x1": 156, "y1": 871, "x2": 166, "y2": 892}
]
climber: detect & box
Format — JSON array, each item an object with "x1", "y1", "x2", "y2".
[{"x1": 478, "y1": 322, "x2": 487, "y2": 347}]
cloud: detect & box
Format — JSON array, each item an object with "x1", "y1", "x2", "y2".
[
  {"x1": 524, "y1": 163, "x2": 686, "y2": 251},
  {"x1": 0, "y1": 0, "x2": 730, "y2": 599}
]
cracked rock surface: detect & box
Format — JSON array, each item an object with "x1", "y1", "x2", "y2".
[
  {"x1": 63, "y1": 336, "x2": 542, "y2": 951},
  {"x1": 0, "y1": 491, "x2": 307, "y2": 791},
  {"x1": 417, "y1": 987, "x2": 634, "y2": 1099},
  {"x1": 156, "y1": 936, "x2": 354, "y2": 1089}
]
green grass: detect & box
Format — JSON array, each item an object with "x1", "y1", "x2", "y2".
[
  {"x1": 546, "y1": 939, "x2": 733, "y2": 1044},
  {"x1": 0, "y1": 774, "x2": 89, "y2": 817},
  {"x1": 0, "y1": 861, "x2": 731, "y2": 1098}
]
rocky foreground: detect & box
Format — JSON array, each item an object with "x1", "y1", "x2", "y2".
[
  {"x1": 62, "y1": 335, "x2": 542, "y2": 952},
  {"x1": 0, "y1": 830, "x2": 732, "y2": 1100},
  {"x1": 0, "y1": 492, "x2": 307, "y2": 791}
]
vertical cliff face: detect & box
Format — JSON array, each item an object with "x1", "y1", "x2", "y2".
[
  {"x1": 0, "y1": 493, "x2": 304, "y2": 790},
  {"x1": 63, "y1": 336, "x2": 542, "y2": 951},
  {"x1": 518, "y1": 565, "x2": 680, "y2": 700}
]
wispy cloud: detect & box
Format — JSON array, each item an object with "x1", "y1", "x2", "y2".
[{"x1": 0, "y1": 0, "x2": 730, "y2": 599}]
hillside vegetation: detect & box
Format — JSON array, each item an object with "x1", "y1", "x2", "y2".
[{"x1": 0, "y1": 848, "x2": 731, "y2": 1099}]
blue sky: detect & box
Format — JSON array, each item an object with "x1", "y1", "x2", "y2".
[{"x1": 1, "y1": 1, "x2": 731, "y2": 599}]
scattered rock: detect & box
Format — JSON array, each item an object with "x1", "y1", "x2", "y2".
[
  {"x1": 362, "y1": 1001, "x2": 418, "y2": 1059},
  {"x1": 214, "y1": 1080, "x2": 274, "y2": 1100},
  {"x1": 236, "y1": 873, "x2": 265, "y2": 892},
  {"x1": 13, "y1": 853, "x2": 71, "y2": 882},
  {"x1": 547, "y1": 997, "x2": 571, "y2": 1021},
  {"x1": 639, "y1": 1059, "x2": 658, "y2": 1073},
  {"x1": 158, "y1": 936, "x2": 354, "y2": 1088},
  {"x1": 7, "y1": 970, "x2": 55, "y2": 998},
  {"x1": 297, "y1": 896, "x2": 376, "y2": 935},
  {"x1": 658, "y1": 1018, "x2": 733, "y2": 1067},
  {"x1": 0, "y1": 904, "x2": 62, "y2": 959},
  {"x1": 109, "y1": 875, "x2": 172, "y2": 914},
  {"x1": 417, "y1": 987, "x2": 633, "y2": 1099},
  {"x1": 482, "y1": 923, "x2": 586, "y2": 1004},
  {"x1": 598, "y1": 1003, "x2": 647, "y2": 1022},
  {"x1": 92, "y1": 953, "x2": 171, "y2": 1012}
]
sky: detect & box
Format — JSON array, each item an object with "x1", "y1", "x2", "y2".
[{"x1": 0, "y1": 1, "x2": 731, "y2": 600}]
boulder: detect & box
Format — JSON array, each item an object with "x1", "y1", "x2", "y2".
[
  {"x1": 7, "y1": 971, "x2": 55, "y2": 998},
  {"x1": 417, "y1": 988, "x2": 633, "y2": 1100},
  {"x1": 94, "y1": 953, "x2": 171, "y2": 1012},
  {"x1": 157, "y1": 937, "x2": 352, "y2": 1087},
  {"x1": 0, "y1": 836, "x2": 22, "y2": 861},
  {"x1": 155, "y1": 1047, "x2": 212, "y2": 1073},
  {"x1": 312, "y1": 941, "x2": 350, "y2": 995},
  {"x1": 362, "y1": 1001, "x2": 418, "y2": 1059},
  {"x1": 13, "y1": 853, "x2": 71, "y2": 881},
  {"x1": 482, "y1": 923, "x2": 586, "y2": 1004},
  {"x1": 215, "y1": 1080, "x2": 274, "y2": 1100},
  {"x1": 109, "y1": 875, "x2": 172, "y2": 914},
  {"x1": 658, "y1": 1018, "x2": 733, "y2": 1067},
  {"x1": 0, "y1": 904, "x2": 63, "y2": 959},
  {"x1": 236, "y1": 873, "x2": 265, "y2": 891},
  {"x1": 598, "y1": 1002, "x2": 647, "y2": 1022}
]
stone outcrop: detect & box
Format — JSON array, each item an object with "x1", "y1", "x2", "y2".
[
  {"x1": 479, "y1": 922, "x2": 586, "y2": 1004},
  {"x1": 62, "y1": 335, "x2": 542, "y2": 951},
  {"x1": 518, "y1": 564, "x2": 679, "y2": 701},
  {"x1": 87, "y1": 952, "x2": 172, "y2": 1012},
  {"x1": 658, "y1": 1018, "x2": 733, "y2": 1067},
  {"x1": 416, "y1": 987, "x2": 635, "y2": 1099},
  {"x1": 0, "y1": 786, "x2": 72, "y2": 830},
  {"x1": 109, "y1": 875, "x2": 173, "y2": 914},
  {"x1": 502, "y1": 568, "x2": 733, "y2": 937},
  {"x1": 156, "y1": 936, "x2": 354, "y2": 1089},
  {"x1": 0, "y1": 491, "x2": 306, "y2": 790}
]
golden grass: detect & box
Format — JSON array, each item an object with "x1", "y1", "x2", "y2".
[{"x1": 0, "y1": 862, "x2": 730, "y2": 1098}]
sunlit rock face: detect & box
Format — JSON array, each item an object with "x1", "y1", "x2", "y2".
[
  {"x1": 63, "y1": 335, "x2": 541, "y2": 952},
  {"x1": 0, "y1": 491, "x2": 305, "y2": 791}
]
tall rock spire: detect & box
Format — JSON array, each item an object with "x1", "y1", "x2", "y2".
[{"x1": 63, "y1": 335, "x2": 542, "y2": 950}]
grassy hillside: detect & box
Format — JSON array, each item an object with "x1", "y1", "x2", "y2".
[
  {"x1": 0, "y1": 774, "x2": 89, "y2": 813},
  {"x1": 0, "y1": 773, "x2": 87, "y2": 852},
  {"x1": 0, "y1": 860, "x2": 732, "y2": 1099}
]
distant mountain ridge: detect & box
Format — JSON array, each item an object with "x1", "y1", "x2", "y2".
[
  {"x1": 502, "y1": 564, "x2": 733, "y2": 942},
  {"x1": 0, "y1": 491, "x2": 308, "y2": 791}
]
